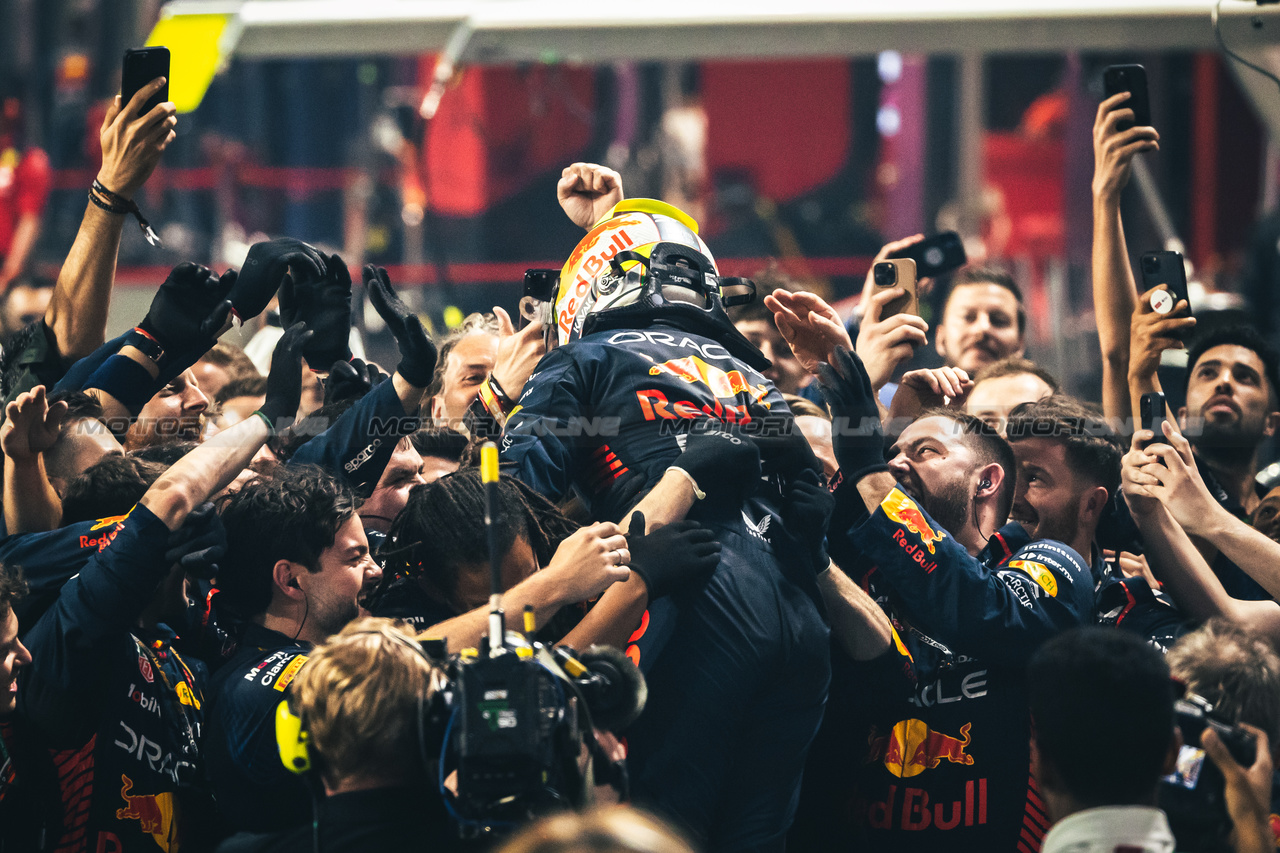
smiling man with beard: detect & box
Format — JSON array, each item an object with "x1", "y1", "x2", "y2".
[
  {"x1": 203, "y1": 465, "x2": 383, "y2": 836},
  {"x1": 795, "y1": 349, "x2": 1094, "y2": 853},
  {"x1": 1003, "y1": 395, "x2": 1189, "y2": 650}
]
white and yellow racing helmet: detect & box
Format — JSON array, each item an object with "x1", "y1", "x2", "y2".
[{"x1": 530, "y1": 199, "x2": 768, "y2": 370}]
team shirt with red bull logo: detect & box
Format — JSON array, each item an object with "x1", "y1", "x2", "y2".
[
  {"x1": 792, "y1": 485, "x2": 1093, "y2": 853},
  {"x1": 0, "y1": 505, "x2": 211, "y2": 853},
  {"x1": 500, "y1": 325, "x2": 831, "y2": 853}
]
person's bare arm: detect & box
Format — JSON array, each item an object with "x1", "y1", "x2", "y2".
[
  {"x1": 139, "y1": 324, "x2": 310, "y2": 530},
  {"x1": 1137, "y1": 425, "x2": 1280, "y2": 602},
  {"x1": 1123, "y1": 433, "x2": 1280, "y2": 640},
  {"x1": 1, "y1": 386, "x2": 67, "y2": 533},
  {"x1": 558, "y1": 471, "x2": 701, "y2": 650},
  {"x1": 44, "y1": 79, "x2": 177, "y2": 361},
  {"x1": 819, "y1": 562, "x2": 892, "y2": 660},
  {"x1": 1092, "y1": 92, "x2": 1157, "y2": 422},
  {"x1": 424, "y1": 522, "x2": 632, "y2": 654}
]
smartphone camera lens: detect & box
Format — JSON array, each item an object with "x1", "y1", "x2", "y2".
[
  {"x1": 874, "y1": 263, "x2": 897, "y2": 286},
  {"x1": 1142, "y1": 255, "x2": 1161, "y2": 275}
]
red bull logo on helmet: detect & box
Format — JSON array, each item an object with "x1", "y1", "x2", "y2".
[
  {"x1": 864, "y1": 719, "x2": 974, "y2": 779},
  {"x1": 648, "y1": 355, "x2": 769, "y2": 404},
  {"x1": 881, "y1": 489, "x2": 947, "y2": 556},
  {"x1": 115, "y1": 775, "x2": 177, "y2": 850}
]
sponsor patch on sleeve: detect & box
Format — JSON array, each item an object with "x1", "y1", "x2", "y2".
[
  {"x1": 1006, "y1": 559, "x2": 1058, "y2": 597},
  {"x1": 273, "y1": 655, "x2": 309, "y2": 693}
]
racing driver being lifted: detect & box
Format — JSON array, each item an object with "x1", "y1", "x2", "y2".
[{"x1": 494, "y1": 198, "x2": 831, "y2": 853}]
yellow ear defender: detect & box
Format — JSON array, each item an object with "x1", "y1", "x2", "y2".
[{"x1": 275, "y1": 699, "x2": 311, "y2": 774}]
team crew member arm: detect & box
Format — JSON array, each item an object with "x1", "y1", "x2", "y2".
[
  {"x1": 823, "y1": 348, "x2": 1091, "y2": 664},
  {"x1": 289, "y1": 266, "x2": 435, "y2": 494},
  {"x1": 18, "y1": 326, "x2": 310, "y2": 734},
  {"x1": 1122, "y1": 426, "x2": 1280, "y2": 640}
]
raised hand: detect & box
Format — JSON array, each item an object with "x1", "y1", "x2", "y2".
[
  {"x1": 1, "y1": 386, "x2": 68, "y2": 463},
  {"x1": 97, "y1": 77, "x2": 177, "y2": 199},
  {"x1": 364, "y1": 265, "x2": 437, "y2": 388},
  {"x1": 138, "y1": 263, "x2": 236, "y2": 353},
  {"x1": 282, "y1": 253, "x2": 352, "y2": 372},
  {"x1": 855, "y1": 285, "x2": 929, "y2": 391},
  {"x1": 258, "y1": 322, "x2": 314, "y2": 433},
  {"x1": 229, "y1": 238, "x2": 327, "y2": 322},
  {"x1": 557, "y1": 163, "x2": 624, "y2": 230},
  {"x1": 763, "y1": 290, "x2": 853, "y2": 375},
  {"x1": 490, "y1": 306, "x2": 546, "y2": 401},
  {"x1": 324, "y1": 358, "x2": 389, "y2": 407},
  {"x1": 1093, "y1": 92, "x2": 1160, "y2": 203},
  {"x1": 818, "y1": 347, "x2": 889, "y2": 481}
]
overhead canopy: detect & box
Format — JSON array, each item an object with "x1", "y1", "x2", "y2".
[
  {"x1": 155, "y1": 0, "x2": 1280, "y2": 134},
  {"x1": 159, "y1": 0, "x2": 1280, "y2": 61}
]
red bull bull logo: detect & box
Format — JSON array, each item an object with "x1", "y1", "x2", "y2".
[
  {"x1": 881, "y1": 489, "x2": 947, "y2": 557},
  {"x1": 115, "y1": 775, "x2": 177, "y2": 850},
  {"x1": 648, "y1": 355, "x2": 769, "y2": 404},
  {"x1": 865, "y1": 719, "x2": 974, "y2": 778}
]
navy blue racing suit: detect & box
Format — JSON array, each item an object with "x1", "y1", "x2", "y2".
[
  {"x1": 500, "y1": 325, "x2": 831, "y2": 853},
  {"x1": 793, "y1": 484, "x2": 1093, "y2": 853}
]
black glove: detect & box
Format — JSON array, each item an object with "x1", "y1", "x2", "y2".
[
  {"x1": 364, "y1": 265, "x2": 438, "y2": 388},
  {"x1": 323, "y1": 357, "x2": 389, "y2": 406},
  {"x1": 281, "y1": 253, "x2": 352, "y2": 371},
  {"x1": 626, "y1": 511, "x2": 721, "y2": 600},
  {"x1": 816, "y1": 346, "x2": 890, "y2": 482},
  {"x1": 138, "y1": 263, "x2": 235, "y2": 354},
  {"x1": 671, "y1": 427, "x2": 761, "y2": 506},
  {"x1": 784, "y1": 469, "x2": 834, "y2": 572},
  {"x1": 258, "y1": 322, "x2": 314, "y2": 431},
  {"x1": 165, "y1": 502, "x2": 227, "y2": 580},
  {"x1": 229, "y1": 238, "x2": 326, "y2": 321}
]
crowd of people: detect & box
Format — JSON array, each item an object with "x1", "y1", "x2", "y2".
[{"x1": 0, "y1": 70, "x2": 1278, "y2": 853}]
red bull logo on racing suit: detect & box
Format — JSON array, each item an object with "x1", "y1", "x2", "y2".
[
  {"x1": 881, "y1": 489, "x2": 948, "y2": 559},
  {"x1": 115, "y1": 774, "x2": 178, "y2": 851},
  {"x1": 862, "y1": 720, "x2": 988, "y2": 831}
]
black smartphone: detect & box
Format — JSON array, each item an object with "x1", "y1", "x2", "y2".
[
  {"x1": 886, "y1": 231, "x2": 967, "y2": 279},
  {"x1": 121, "y1": 47, "x2": 170, "y2": 115},
  {"x1": 1140, "y1": 391, "x2": 1169, "y2": 448},
  {"x1": 1140, "y1": 251, "x2": 1191, "y2": 334},
  {"x1": 1103, "y1": 64, "x2": 1152, "y2": 132}
]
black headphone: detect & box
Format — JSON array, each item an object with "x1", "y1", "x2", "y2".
[{"x1": 979, "y1": 478, "x2": 991, "y2": 490}]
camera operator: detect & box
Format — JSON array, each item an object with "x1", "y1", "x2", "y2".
[
  {"x1": 1031, "y1": 625, "x2": 1275, "y2": 853},
  {"x1": 215, "y1": 617, "x2": 453, "y2": 853},
  {"x1": 1167, "y1": 619, "x2": 1280, "y2": 853}
]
